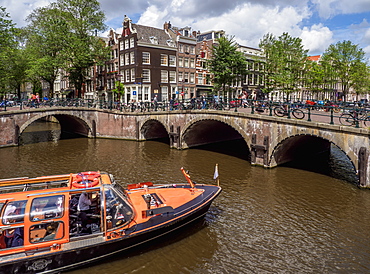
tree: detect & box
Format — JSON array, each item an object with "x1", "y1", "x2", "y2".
[
  {"x1": 208, "y1": 36, "x2": 247, "y2": 98},
  {"x1": 55, "y1": 0, "x2": 109, "y2": 98},
  {"x1": 321, "y1": 40, "x2": 368, "y2": 101},
  {"x1": 259, "y1": 32, "x2": 308, "y2": 100},
  {"x1": 25, "y1": 6, "x2": 69, "y2": 97},
  {"x1": 0, "y1": 6, "x2": 17, "y2": 99},
  {"x1": 112, "y1": 81, "x2": 125, "y2": 101}
]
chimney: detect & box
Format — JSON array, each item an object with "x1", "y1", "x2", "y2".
[{"x1": 164, "y1": 21, "x2": 171, "y2": 31}]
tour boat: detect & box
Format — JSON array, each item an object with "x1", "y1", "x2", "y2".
[{"x1": 0, "y1": 167, "x2": 221, "y2": 273}]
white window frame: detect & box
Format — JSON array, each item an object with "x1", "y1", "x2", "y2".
[
  {"x1": 169, "y1": 55, "x2": 176, "y2": 67},
  {"x1": 125, "y1": 69, "x2": 130, "y2": 82},
  {"x1": 142, "y1": 69, "x2": 150, "y2": 82},
  {"x1": 142, "y1": 52, "x2": 150, "y2": 64},
  {"x1": 161, "y1": 70, "x2": 168, "y2": 83},
  {"x1": 130, "y1": 37, "x2": 135, "y2": 48},
  {"x1": 169, "y1": 71, "x2": 176, "y2": 83},
  {"x1": 161, "y1": 54, "x2": 168, "y2": 66},
  {"x1": 130, "y1": 52, "x2": 135, "y2": 64},
  {"x1": 130, "y1": 68, "x2": 135, "y2": 82}
]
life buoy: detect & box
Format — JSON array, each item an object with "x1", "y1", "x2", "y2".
[{"x1": 72, "y1": 172, "x2": 100, "y2": 188}]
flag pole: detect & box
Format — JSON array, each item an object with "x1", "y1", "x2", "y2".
[{"x1": 213, "y1": 164, "x2": 220, "y2": 186}]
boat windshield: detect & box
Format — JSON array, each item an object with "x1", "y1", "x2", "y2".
[{"x1": 104, "y1": 185, "x2": 133, "y2": 229}]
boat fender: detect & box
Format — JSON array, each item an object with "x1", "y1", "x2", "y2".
[{"x1": 72, "y1": 172, "x2": 100, "y2": 188}]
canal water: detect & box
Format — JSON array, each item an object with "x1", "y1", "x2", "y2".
[{"x1": 1, "y1": 122, "x2": 370, "y2": 273}]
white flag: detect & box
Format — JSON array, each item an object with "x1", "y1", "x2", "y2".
[{"x1": 213, "y1": 164, "x2": 219, "y2": 180}]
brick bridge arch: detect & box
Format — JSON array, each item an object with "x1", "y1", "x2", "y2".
[
  {"x1": 270, "y1": 134, "x2": 356, "y2": 174},
  {"x1": 1, "y1": 108, "x2": 369, "y2": 187},
  {"x1": 19, "y1": 112, "x2": 94, "y2": 138},
  {"x1": 180, "y1": 116, "x2": 250, "y2": 149}
]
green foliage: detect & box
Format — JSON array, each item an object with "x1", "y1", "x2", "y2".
[
  {"x1": 0, "y1": 6, "x2": 18, "y2": 96},
  {"x1": 55, "y1": 0, "x2": 109, "y2": 97},
  {"x1": 25, "y1": 6, "x2": 69, "y2": 96},
  {"x1": 112, "y1": 81, "x2": 125, "y2": 101},
  {"x1": 259, "y1": 32, "x2": 308, "y2": 98},
  {"x1": 321, "y1": 40, "x2": 368, "y2": 99},
  {"x1": 207, "y1": 36, "x2": 247, "y2": 95},
  {"x1": 24, "y1": 0, "x2": 109, "y2": 98}
]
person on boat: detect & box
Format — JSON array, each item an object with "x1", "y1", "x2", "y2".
[
  {"x1": 42, "y1": 223, "x2": 58, "y2": 241},
  {"x1": 3, "y1": 213, "x2": 23, "y2": 248},
  {"x1": 31, "y1": 201, "x2": 44, "y2": 221},
  {"x1": 77, "y1": 192, "x2": 96, "y2": 233}
]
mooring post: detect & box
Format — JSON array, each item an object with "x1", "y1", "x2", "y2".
[{"x1": 358, "y1": 147, "x2": 368, "y2": 187}]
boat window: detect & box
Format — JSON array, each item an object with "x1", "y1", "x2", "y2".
[
  {"x1": 30, "y1": 195, "x2": 64, "y2": 222},
  {"x1": 29, "y1": 221, "x2": 64, "y2": 243},
  {"x1": 1, "y1": 225, "x2": 24, "y2": 249},
  {"x1": 2, "y1": 200, "x2": 27, "y2": 224},
  {"x1": 105, "y1": 188, "x2": 133, "y2": 229}
]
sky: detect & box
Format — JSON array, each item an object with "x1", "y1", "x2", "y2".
[{"x1": 1, "y1": 0, "x2": 370, "y2": 60}]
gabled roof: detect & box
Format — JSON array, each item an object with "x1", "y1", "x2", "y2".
[{"x1": 133, "y1": 24, "x2": 173, "y2": 46}]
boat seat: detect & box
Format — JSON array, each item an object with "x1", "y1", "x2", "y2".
[{"x1": 30, "y1": 228, "x2": 47, "y2": 242}]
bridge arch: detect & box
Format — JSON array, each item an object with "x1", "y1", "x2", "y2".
[
  {"x1": 180, "y1": 116, "x2": 250, "y2": 149},
  {"x1": 18, "y1": 112, "x2": 94, "y2": 139},
  {"x1": 140, "y1": 118, "x2": 170, "y2": 141},
  {"x1": 269, "y1": 134, "x2": 357, "y2": 181}
]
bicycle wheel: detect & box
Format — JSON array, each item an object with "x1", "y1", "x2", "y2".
[
  {"x1": 363, "y1": 116, "x2": 370, "y2": 127},
  {"x1": 292, "y1": 109, "x2": 305, "y2": 119},
  {"x1": 339, "y1": 113, "x2": 355, "y2": 126},
  {"x1": 274, "y1": 106, "x2": 285, "y2": 117}
]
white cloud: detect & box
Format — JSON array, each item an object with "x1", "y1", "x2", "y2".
[{"x1": 300, "y1": 24, "x2": 333, "y2": 54}]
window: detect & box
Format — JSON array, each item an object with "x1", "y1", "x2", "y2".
[
  {"x1": 190, "y1": 46, "x2": 195, "y2": 54},
  {"x1": 130, "y1": 37, "x2": 135, "y2": 48},
  {"x1": 184, "y1": 72, "x2": 189, "y2": 83},
  {"x1": 161, "y1": 86, "x2": 168, "y2": 102},
  {"x1": 169, "y1": 71, "x2": 176, "y2": 83},
  {"x1": 125, "y1": 69, "x2": 130, "y2": 82},
  {"x1": 3, "y1": 200, "x2": 27, "y2": 224},
  {"x1": 169, "y1": 55, "x2": 176, "y2": 66},
  {"x1": 198, "y1": 73, "x2": 203, "y2": 84},
  {"x1": 130, "y1": 52, "x2": 135, "y2": 64},
  {"x1": 131, "y1": 68, "x2": 135, "y2": 82},
  {"x1": 29, "y1": 195, "x2": 64, "y2": 222},
  {"x1": 184, "y1": 58, "x2": 189, "y2": 68},
  {"x1": 29, "y1": 221, "x2": 64, "y2": 243},
  {"x1": 120, "y1": 55, "x2": 124, "y2": 66},
  {"x1": 178, "y1": 72, "x2": 183, "y2": 82},
  {"x1": 190, "y1": 58, "x2": 195, "y2": 68},
  {"x1": 161, "y1": 70, "x2": 168, "y2": 83},
  {"x1": 144, "y1": 86, "x2": 149, "y2": 101},
  {"x1": 125, "y1": 53, "x2": 129, "y2": 65},
  {"x1": 190, "y1": 73, "x2": 195, "y2": 83},
  {"x1": 119, "y1": 41, "x2": 124, "y2": 51},
  {"x1": 142, "y1": 52, "x2": 150, "y2": 64},
  {"x1": 178, "y1": 57, "x2": 183, "y2": 67},
  {"x1": 142, "y1": 69, "x2": 150, "y2": 82},
  {"x1": 179, "y1": 44, "x2": 183, "y2": 52},
  {"x1": 124, "y1": 39, "x2": 129, "y2": 49},
  {"x1": 149, "y1": 36, "x2": 158, "y2": 44},
  {"x1": 161, "y1": 55, "x2": 168, "y2": 66}
]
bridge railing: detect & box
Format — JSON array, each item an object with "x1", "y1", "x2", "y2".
[{"x1": 2, "y1": 98, "x2": 370, "y2": 128}]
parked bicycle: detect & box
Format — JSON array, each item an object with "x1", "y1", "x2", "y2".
[
  {"x1": 339, "y1": 110, "x2": 370, "y2": 127},
  {"x1": 273, "y1": 105, "x2": 305, "y2": 119}
]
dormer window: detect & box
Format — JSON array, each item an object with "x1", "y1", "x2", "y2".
[
  {"x1": 167, "y1": 39, "x2": 175, "y2": 47},
  {"x1": 150, "y1": 36, "x2": 158, "y2": 44}
]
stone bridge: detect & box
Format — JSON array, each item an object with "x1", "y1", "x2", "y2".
[{"x1": 1, "y1": 107, "x2": 369, "y2": 187}]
